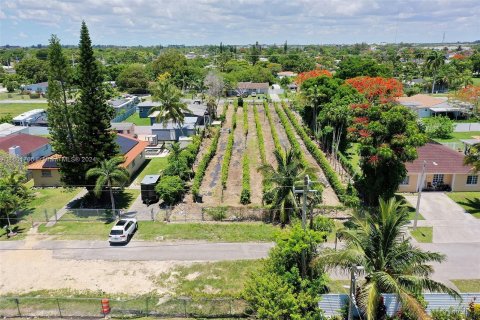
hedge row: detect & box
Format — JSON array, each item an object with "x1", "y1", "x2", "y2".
[
  {"x1": 280, "y1": 102, "x2": 359, "y2": 206},
  {"x1": 192, "y1": 127, "x2": 221, "y2": 199},
  {"x1": 240, "y1": 153, "x2": 251, "y2": 204},
  {"x1": 263, "y1": 101, "x2": 284, "y2": 157},
  {"x1": 273, "y1": 102, "x2": 321, "y2": 187},
  {"x1": 253, "y1": 104, "x2": 266, "y2": 164},
  {"x1": 221, "y1": 108, "x2": 237, "y2": 189},
  {"x1": 219, "y1": 101, "x2": 229, "y2": 124}
]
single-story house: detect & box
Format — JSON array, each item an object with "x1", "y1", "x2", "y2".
[
  {"x1": 22, "y1": 82, "x2": 48, "y2": 94},
  {"x1": 397, "y1": 94, "x2": 465, "y2": 118},
  {"x1": 150, "y1": 117, "x2": 198, "y2": 142},
  {"x1": 277, "y1": 71, "x2": 298, "y2": 79},
  {"x1": 0, "y1": 123, "x2": 29, "y2": 137},
  {"x1": 111, "y1": 122, "x2": 135, "y2": 136},
  {"x1": 27, "y1": 134, "x2": 148, "y2": 187},
  {"x1": 398, "y1": 142, "x2": 480, "y2": 193},
  {"x1": 0, "y1": 133, "x2": 52, "y2": 162},
  {"x1": 138, "y1": 101, "x2": 161, "y2": 118},
  {"x1": 12, "y1": 109, "x2": 47, "y2": 127},
  {"x1": 229, "y1": 82, "x2": 269, "y2": 96},
  {"x1": 108, "y1": 95, "x2": 139, "y2": 116}
]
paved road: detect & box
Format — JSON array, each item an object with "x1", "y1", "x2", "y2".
[
  {"x1": 404, "y1": 192, "x2": 480, "y2": 243},
  {"x1": 0, "y1": 240, "x2": 274, "y2": 261}
]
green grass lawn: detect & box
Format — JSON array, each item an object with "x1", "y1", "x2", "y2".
[
  {"x1": 395, "y1": 194, "x2": 425, "y2": 220},
  {"x1": 122, "y1": 112, "x2": 151, "y2": 126},
  {"x1": 447, "y1": 192, "x2": 480, "y2": 218},
  {"x1": 38, "y1": 221, "x2": 280, "y2": 242},
  {"x1": 0, "y1": 187, "x2": 80, "y2": 241},
  {"x1": 472, "y1": 77, "x2": 480, "y2": 85},
  {"x1": 345, "y1": 143, "x2": 361, "y2": 174},
  {"x1": 0, "y1": 103, "x2": 48, "y2": 117},
  {"x1": 451, "y1": 279, "x2": 480, "y2": 292},
  {"x1": 434, "y1": 131, "x2": 480, "y2": 144},
  {"x1": 410, "y1": 227, "x2": 433, "y2": 243},
  {"x1": 157, "y1": 260, "x2": 263, "y2": 298},
  {"x1": 132, "y1": 158, "x2": 169, "y2": 184}
]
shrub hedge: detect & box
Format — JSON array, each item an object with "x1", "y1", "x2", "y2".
[
  {"x1": 280, "y1": 102, "x2": 359, "y2": 207},
  {"x1": 240, "y1": 153, "x2": 251, "y2": 204},
  {"x1": 221, "y1": 109, "x2": 237, "y2": 189}
]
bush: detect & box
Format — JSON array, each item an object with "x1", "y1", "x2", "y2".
[
  {"x1": 221, "y1": 110, "x2": 237, "y2": 189},
  {"x1": 205, "y1": 207, "x2": 227, "y2": 221},
  {"x1": 312, "y1": 215, "x2": 335, "y2": 233},
  {"x1": 192, "y1": 128, "x2": 221, "y2": 198},
  {"x1": 431, "y1": 308, "x2": 463, "y2": 320},
  {"x1": 422, "y1": 116, "x2": 455, "y2": 139},
  {"x1": 240, "y1": 153, "x2": 251, "y2": 204},
  {"x1": 155, "y1": 175, "x2": 185, "y2": 205},
  {"x1": 29, "y1": 92, "x2": 41, "y2": 99},
  {"x1": 280, "y1": 102, "x2": 359, "y2": 206},
  {"x1": 238, "y1": 97, "x2": 243, "y2": 107}
]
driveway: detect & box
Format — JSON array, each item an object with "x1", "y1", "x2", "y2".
[{"x1": 404, "y1": 192, "x2": 480, "y2": 243}]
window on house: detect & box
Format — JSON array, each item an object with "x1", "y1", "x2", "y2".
[
  {"x1": 400, "y1": 176, "x2": 410, "y2": 185},
  {"x1": 433, "y1": 174, "x2": 444, "y2": 185},
  {"x1": 41, "y1": 170, "x2": 52, "y2": 177},
  {"x1": 467, "y1": 175, "x2": 478, "y2": 185}
]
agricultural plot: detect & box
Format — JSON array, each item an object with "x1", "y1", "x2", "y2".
[{"x1": 192, "y1": 100, "x2": 343, "y2": 208}]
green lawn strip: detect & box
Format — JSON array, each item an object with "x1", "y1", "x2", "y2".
[
  {"x1": 38, "y1": 221, "x2": 280, "y2": 242},
  {"x1": 132, "y1": 157, "x2": 169, "y2": 184},
  {"x1": 447, "y1": 192, "x2": 480, "y2": 218},
  {"x1": 0, "y1": 103, "x2": 48, "y2": 117},
  {"x1": 0, "y1": 91, "x2": 46, "y2": 100},
  {"x1": 157, "y1": 260, "x2": 263, "y2": 298},
  {"x1": 395, "y1": 194, "x2": 425, "y2": 220},
  {"x1": 192, "y1": 127, "x2": 221, "y2": 198},
  {"x1": 450, "y1": 279, "x2": 480, "y2": 292},
  {"x1": 433, "y1": 131, "x2": 480, "y2": 143},
  {"x1": 410, "y1": 227, "x2": 433, "y2": 243},
  {"x1": 121, "y1": 112, "x2": 151, "y2": 126},
  {"x1": 472, "y1": 77, "x2": 480, "y2": 85},
  {"x1": 327, "y1": 280, "x2": 350, "y2": 294}
]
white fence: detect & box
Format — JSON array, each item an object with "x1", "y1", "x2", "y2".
[
  {"x1": 319, "y1": 293, "x2": 480, "y2": 317},
  {"x1": 455, "y1": 123, "x2": 480, "y2": 132}
]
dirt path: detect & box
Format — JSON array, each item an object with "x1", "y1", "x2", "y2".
[
  {"x1": 257, "y1": 105, "x2": 276, "y2": 167},
  {"x1": 268, "y1": 103, "x2": 291, "y2": 151},
  {"x1": 223, "y1": 107, "x2": 244, "y2": 206},
  {"x1": 272, "y1": 105, "x2": 340, "y2": 206},
  {"x1": 246, "y1": 104, "x2": 263, "y2": 205},
  {"x1": 200, "y1": 105, "x2": 235, "y2": 205}
]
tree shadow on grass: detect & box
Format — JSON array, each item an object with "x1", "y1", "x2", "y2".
[
  {"x1": 0, "y1": 224, "x2": 27, "y2": 240},
  {"x1": 456, "y1": 197, "x2": 480, "y2": 215}
]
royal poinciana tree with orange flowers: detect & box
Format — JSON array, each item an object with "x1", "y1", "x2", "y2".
[
  {"x1": 295, "y1": 69, "x2": 332, "y2": 86},
  {"x1": 347, "y1": 77, "x2": 427, "y2": 205},
  {"x1": 454, "y1": 84, "x2": 480, "y2": 115}
]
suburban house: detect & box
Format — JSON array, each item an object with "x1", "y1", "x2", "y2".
[
  {"x1": 108, "y1": 95, "x2": 139, "y2": 116},
  {"x1": 232, "y1": 82, "x2": 269, "y2": 96},
  {"x1": 110, "y1": 122, "x2": 135, "y2": 136},
  {"x1": 0, "y1": 123, "x2": 29, "y2": 137},
  {"x1": 27, "y1": 134, "x2": 148, "y2": 187},
  {"x1": 12, "y1": 109, "x2": 47, "y2": 127},
  {"x1": 22, "y1": 82, "x2": 48, "y2": 94},
  {"x1": 277, "y1": 71, "x2": 298, "y2": 79},
  {"x1": 0, "y1": 133, "x2": 52, "y2": 162},
  {"x1": 396, "y1": 94, "x2": 465, "y2": 118},
  {"x1": 138, "y1": 101, "x2": 161, "y2": 118},
  {"x1": 398, "y1": 142, "x2": 480, "y2": 193}
]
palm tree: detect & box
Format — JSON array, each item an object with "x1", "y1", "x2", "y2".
[
  {"x1": 86, "y1": 156, "x2": 130, "y2": 212},
  {"x1": 425, "y1": 50, "x2": 445, "y2": 94},
  {"x1": 149, "y1": 78, "x2": 191, "y2": 136},
  {"x1": 259, "y1": 148, "x2": 311, "y2": 225},
  {"x1": 316, "y1": 198, "x2": 459, "y2": 319}
]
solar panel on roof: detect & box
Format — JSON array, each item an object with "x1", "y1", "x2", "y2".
[
  {"x1": 116, "y1": 135, "x2": 138, "y2": 155},
  {"x1": 42, "y1": 159, "x2": 59, "y2": 168}
]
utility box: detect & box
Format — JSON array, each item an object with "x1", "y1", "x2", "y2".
[{"x1": 141, "y1": 175, "x2": 160, "y2": 204}]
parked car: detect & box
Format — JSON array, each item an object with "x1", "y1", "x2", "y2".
[
  {"x1": 109, "y1": 218, "x2": 138, "y2": 244},
  {"x1": 251, "y1": 92, "x2": 257, "y2": 97}
]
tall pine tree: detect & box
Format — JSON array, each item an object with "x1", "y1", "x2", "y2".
[
  {"x1": 47, "y1": 34, "x2": 80, "y2": 185},
  {"x1": 75, "y1": 21, "x2": 117, "y2": 186}
]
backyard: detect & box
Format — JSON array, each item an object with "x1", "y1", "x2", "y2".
[
  {"x1": 0, "y1": 103, "x2": 48, "y2": 117},
  {"x1": 122, "y1": 112, "x2": 151, "y2": 126},
  {"x1": 132, "y1": 157, "x2": 169, "y2": 185}
]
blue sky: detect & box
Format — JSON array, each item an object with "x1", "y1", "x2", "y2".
[{"x1": 1, "y1": 0, "x2": 480, "y2": 46}]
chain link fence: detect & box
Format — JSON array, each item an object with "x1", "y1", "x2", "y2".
[{"x1": 0, "y1": 296, "x2": 249, "y2": 318}]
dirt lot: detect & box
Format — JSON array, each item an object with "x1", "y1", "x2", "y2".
[{"x1": 0, "y1": 232, "x2": 186, "y2": 295}]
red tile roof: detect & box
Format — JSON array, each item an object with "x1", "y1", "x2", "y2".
[
  {"x1": 0, "y1": 133, "x2": 50, "y2": 156},
  {"x1": 406, "y1": 142, "x2": 473, "y2": 174}
]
